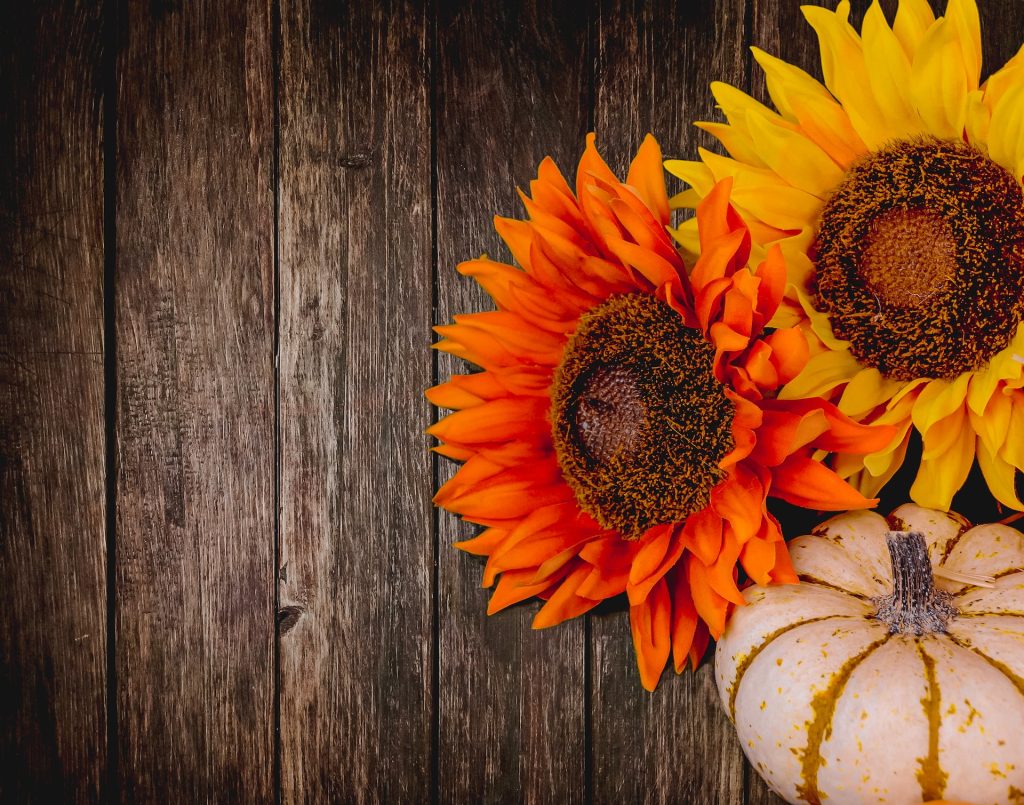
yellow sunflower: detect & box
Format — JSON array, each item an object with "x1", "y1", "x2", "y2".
[
  {"x1": 429, "y1": 135, "x2": 896, "y2": 690},
  {"x1": 667, "y1": 0, "x2": 1024, "y2": 513}
]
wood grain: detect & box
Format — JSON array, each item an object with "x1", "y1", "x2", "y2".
[
  {"x1": 276, "y1": 1, "x2": 434, "y2": 801},
  {"x1": 113, "y1": 0, "x2": 276, "y2": 799},
  {"x1": 434, "y1": 1, "x2": 590, "y2": 800},
  {"x1": 0, "y1": 4, "x2": 107, "y2": 801},
  {"x1": 589, "y1": 2, "x2": 751, "y2": 802}
]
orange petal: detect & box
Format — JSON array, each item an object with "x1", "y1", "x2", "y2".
[
  {"x1": 681, "y1": 506, "x2": 723, "y2": 566},
  {"x1": 743, "y1": 340, "x2": 780, "y2": 389},
  {"x1": 750, "y1": 408, "x2": 831, "y2": 467},
  {"x1": 687, "y1": 556, "x2": 729, "y2": 639},
  {"x1": 454, "y1": 527, "x2": 510, "y2": 557},
  {"x1": 688, "y1": 622, "x2": 711, "y2": 670},
  {"x1": 630, "y1": 578, "x2": 673, "y2": 691},
  {"x1": 493, "y1": 216, "x2": 535, "y2": 272},
  {"x1": 763, "y1": 397, "x2": 900, "y2": 456},
  {"x1": 769, "y1": 541, "x2": 799, "y2": 584},
  {"x1": 695, "y1": 178, "x2": 751, "y2": 261},
  {"x1": 739, "y1": 536, "x2": 776, "y2": 586},
  {"x1": 626, "y1": 133, "x2": 671, "y2": 224},
  {"x1": 627, "y1": 525, "x2": 686, "y2": 606},
  {"x1": 764, "y1": 328, "x2": 810, "y2": 386},
  {"x1": 752, "y1": 244, "x2": 787, "y2": 328},
  {"x1": 533, "y1": 562, "x2": 600, "y2": 628},
  {"x1": 706, "y1": 525, "x2": 745, "y2": 606},
  {"x1": 433, "y1": 443, "x2": 474, "y2": 461},
  {"x1": 670, "y1": 570, "x2": 699, "y2": 673},
  {"x1": 487, "y1": 569, "x2": 552, "y2": 614},
  {"x1": 770, "y1": 455, "x2": 879, "y2": 511},
  {"x1": 427, "y1": 396, "x2": 551, "y2": 447},
  {"x1": 710, "y1": 466, "x2": 765, "y2": 543}
]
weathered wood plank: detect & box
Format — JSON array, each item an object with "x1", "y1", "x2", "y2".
[
  {"x1": 434, "y1": 1, "x2": 590, "y2": 800},
  {"x1": 589, "y1": 1, "x2": 750, "y2": 802},
  {"x1": 0, "y1": 4, "x2": 107, "y2": 801},
  {"x1": 114, "y1": 1, "x2": 276, "y2": 799},
  {"x1": 277, "y1": 1, "x2": 434, "y2": 801}
]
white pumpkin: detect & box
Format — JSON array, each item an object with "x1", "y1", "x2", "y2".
[{"x1": 716, "y1": 504, "x2": 1024, "y2": 805}]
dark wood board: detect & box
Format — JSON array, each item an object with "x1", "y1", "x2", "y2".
[
  {"x1": 113, "y1": 0, "x2": 276, "y2": 800},
  {"x1": 434, "y1": 1, "x2": 591, "y2": 801},
  {"x1": 276, "y1": 1, "x2": 434, "y2": 801},
  {"x1": 0, "y1": 3, "x2": 108, "y2": 802}
]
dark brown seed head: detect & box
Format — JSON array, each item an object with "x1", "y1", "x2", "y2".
[
  {"x1": 813, "y1": 137, "x2": 1024, "y2": 381},
  {"x1": 551, "y1": 293, "x2": 735, "y2": 538}
]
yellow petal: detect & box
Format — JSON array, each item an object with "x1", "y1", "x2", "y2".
[
  {"x1": 694, "y1": 121, "x2": 769, "y2": 169},
  {"x1": 709, "y1": 81, "x2": 783, "y2": 136},
  {"x1": 1003, "y1": 392, "x2": 1024, "y2": 468},
  {"x1": 910, "y1": 373, "x2": 971, "y2": 436},
  {"x1": 968, "y1": 386, "x2": 1013, "y2": 454},
  {"x1": 976, "y1": 438, "x2": 1024, "y2": 510},
  {"x1": 986, "y1": 82, "x2": 1024, "y2": 177},
  {"x1": 909, "y1": 416, "x2": 975, "y2": 511},
  {"x1": 982, "y1": 45, "x2": 1024, "y2": 112},
  {"x1": 698, "y1": 149, "x2": 821, "y2": 232},
  {"x1": 964, "y1": 88, "x2": 991, "y2": 152},
  {"x1": 921, "y1": 407, "x2": 968, "y2": 460},
  {"x1": 664, "y1": 159, "x2": 715, "y2": 196},
  {"x1": 668, "y1": 216, "x2": 701, "y2": 263},
  {"x1": 910, "y1": 17, "x2": 970, "y2": 139},
  {"x1": 945, "y1": 0, "x2": 982, "y2": 90},
  {"x1": 744, "y1": 113, "x2": 844, "y2": 198},
  {"x1": 892, "y1": 0, "x2": 936, "y2": 58},
  {"x1": 863, "y1": 420, "x2": 913, "y2": 477},
  {"x1": 966, "y1": 325, "x2": 1024, "y2": 414},
  {"x1": 861, "y1": 0, "x2": 922, "y2": 138},
  {"x1": 859, "y1": 429, "x2": 912, "y2": 498},
  {"x1": 838, "y1": 367, "x2": 905, "y2": 418},
  {"x1": 779, "y1": 346, "x2": 861, "y2": 400},
  {"x1": 751, "y1": 46, "x2": 866, "y2": 167},
  {"x1": 803, "y1": 2, "x2": 890, "y2": 148},
  {"x1": 791, "y1": 283, "x2": 849, "y2": 349}
]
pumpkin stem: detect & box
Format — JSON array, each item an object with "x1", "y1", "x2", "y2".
[{"x1": 873, "y1": 530, "x2": 956, "y2": 634}]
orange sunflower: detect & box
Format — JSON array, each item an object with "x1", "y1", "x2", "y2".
[{"x1": 428, "y1": 135, "x2": 896, "y2": 690}]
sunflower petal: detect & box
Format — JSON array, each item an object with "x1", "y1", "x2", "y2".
[
  {"x1": 987, "y1": 82, "x2": 1024, "y2": 177},
  {"x1": 892, "y1": 0, "x2": 936, "y2": 58},
  {"x1": 687, "y1": 556, "x2": 729, "y2": 639},
  {"x1": 670, "y1": 573, "x2": 700, "y2": 673},
  {"x1": 909, "y1": 415, "x2": 976, "y2": 511},
  {"x1": 533, "y1": 563, "x2": 601, "y2": 629},
  {"x1": 630, "y1": 579, "x2": 673, "y2": 691},
  {"x1": 626, "y1": 133, "x2": 671, "y2": 224},
  {"x1": 771, "y1": 455, "x2": 879, "y2": 511},
  {"x1": 910, "y1": 17, "x2": 970, "y2": 139}
]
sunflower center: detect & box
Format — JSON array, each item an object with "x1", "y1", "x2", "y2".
[
  {"x1": 551, "y1": 293, "x2": 734, "y2": 538},
  {"x1": 813, "y1": 138, "x2": 1024, "y2": 381},
  {"x1": 860, "y1": 209, "x2": 957, "y2": 309}
]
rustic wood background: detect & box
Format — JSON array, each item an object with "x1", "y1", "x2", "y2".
[{"x1": 2, "y1": 0, "x2": 1022, "y2": 801}]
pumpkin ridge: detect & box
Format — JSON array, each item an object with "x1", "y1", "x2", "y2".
[
  {"x1": 914, "y1": 641, "x2": 948, "y2": 801},
  {"x1": 796, "y1": 635, "x2": 890, "y2": 805},
  {"x1": 726, "y1": 614, "x2": 860, "y2": 721},
  {"x1": 955, "y1": 610, "x2": 1024, "y2": 618},
  {"x1": 797, "y1": 576, "x2": 870, "y2": 601},
  {"x1": 944, "y1": 633, "x2": 1024, "y2": 703}
]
